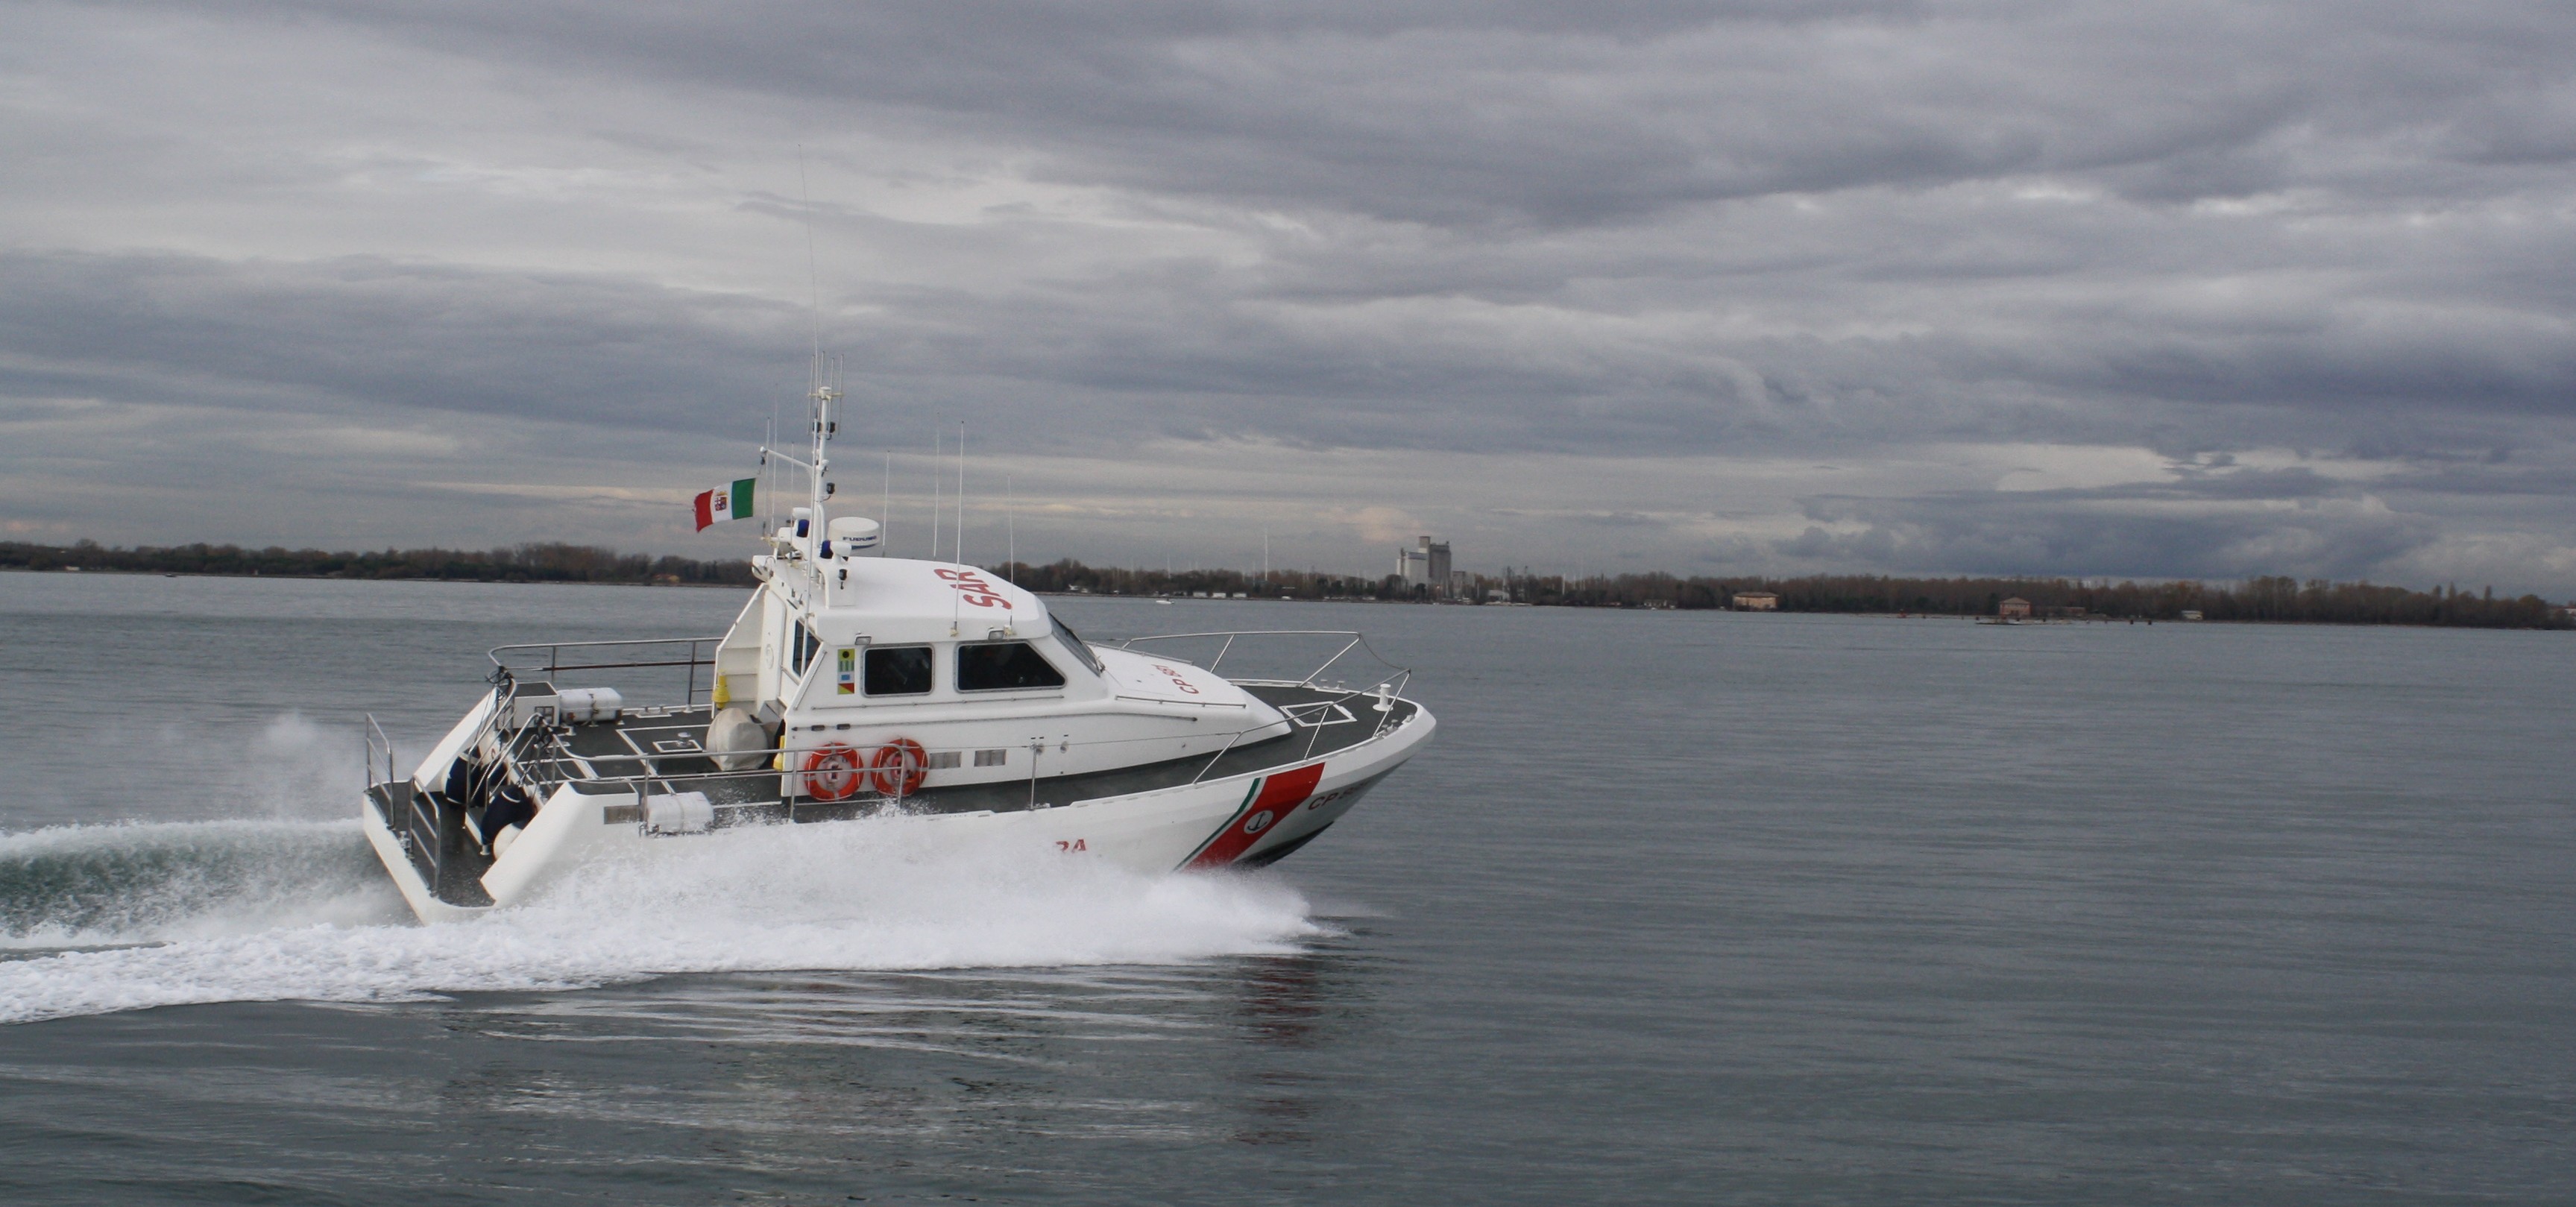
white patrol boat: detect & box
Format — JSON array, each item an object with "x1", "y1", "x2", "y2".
[{"x1": 359, "y1": 375, "x2": 1435, "y2": 922}]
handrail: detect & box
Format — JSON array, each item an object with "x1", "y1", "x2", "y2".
[
  {"x1": 1189, "y1": 727, "x2": 1247, "y2": 785},
  {"x1": 516, "y1": 658, "x2": 710, "y2": 672},
  {"x1": 476, "y1": 688, "x2": 1422, "y2": 806},
  {"x1": 488, "y1": 635, "x2": 727, "y2": 709},
  {"x1": 362, "y1": 712, "x2": 395, "y2": 789},
  {"x1": 1111, "y1": 630, "x2": 1404, "y2": 692},
  {"x1": 1113, "y1": 629, "x2": 1373, "y2": 641},
  {"x1": 487, "y1": 635, "x2": 728, "y2": 669},
  {"x1": 435, "y1": 628, "x2": 1422, "y2": 810}
]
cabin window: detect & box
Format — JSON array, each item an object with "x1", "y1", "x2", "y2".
[
  {"x1": 788, "y1": 622, "x2": 822, "y2": 678},
  {"x1": 957, "y1": 641, "x2": 1067, "y2": 692},
  {"x1": 864, "y1": 646, "x2": 933, "y2": 696},
  {"x1": 1051, "y1": 616, "x2": 1105, "y2": 672}
]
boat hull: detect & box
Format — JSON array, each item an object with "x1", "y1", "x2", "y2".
[
  {"x1": 360, "y1": 795, "x2": 494, "y2": 924},
  {"x1": 363, "y1": 699, "x2": 1432, "y2": 922}
]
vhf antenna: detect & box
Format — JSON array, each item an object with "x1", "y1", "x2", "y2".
[{"x1": 797, "y1": 148, "x2": 839, "y2": 526}]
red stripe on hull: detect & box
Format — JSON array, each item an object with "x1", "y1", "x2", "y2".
[{"x1": 1185, "y1": 763, "x2": 1325, "y2": 869}]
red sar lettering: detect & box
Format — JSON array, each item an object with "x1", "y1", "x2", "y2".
[
  {"x1": 934, "y1": 567, "x2": 1013, "y2": 609},
  {"x1": 1150, "y1": 664, "x2": 1201, "y2": 695}
]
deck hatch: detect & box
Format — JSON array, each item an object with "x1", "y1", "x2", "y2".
[{"x1": 1282, "y1": 702, "x2": 1357, "y2": 728}]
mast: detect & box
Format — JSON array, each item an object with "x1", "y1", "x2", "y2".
[
  {"x1": 808, "y1": 353, "x2": 837, "y2": 530},
  {"x1": 799, "y1": 150, "x2": 833, "y2": 541}
]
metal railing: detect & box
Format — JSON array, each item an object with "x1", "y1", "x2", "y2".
[
  {"x1": 1109, "y1": 630, "x2": 1414, "y2": 753},
  {"x1": 494, "y1": 713, "x2": 1317, "y2": 804},
  {"x1": 384, "y1": 628, "x2": 1423, "y2": 825},
  {"x1": 488, "y1": 635, "x2": 728, "y2": 708},
  {"x1": 1112, "y1": 630, "x2": 1408, "y2": 689},
  {"x1": 363, "y1": 713, "x2": 396, "y2": 790}
]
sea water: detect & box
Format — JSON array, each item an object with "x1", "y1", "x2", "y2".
[{"x1": 0, "y1": 571, "x2": 2569, "y2": 1203}]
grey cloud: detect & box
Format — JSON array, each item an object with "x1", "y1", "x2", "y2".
[
  {"x1": 1572, "y1": 511, "x2": 1666, "y2": 529},
  {"x1": 10, "y1": 1, "x2": 2576, "y2": 589},
  {"x1": 0, "y1": 250, "x2": 805, "y2": 433},
  {"x1": 158, "y1": 1, "x2": 2576, "y2": 227},
  {"x1": 1779, "y1": 485, "x2": 2443, "y2": 582},
  {"x1": 7, "y1": 236, "x2": 2570, "y2": 476}
]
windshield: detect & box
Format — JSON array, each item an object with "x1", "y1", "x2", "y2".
[{"x1": 1050, "y1": 616, "x2": 1105, "y2": 672}]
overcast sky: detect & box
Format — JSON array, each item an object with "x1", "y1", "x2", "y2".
[{"x1": 4, "y1": 1, "x2": 2574, "y2": 591}]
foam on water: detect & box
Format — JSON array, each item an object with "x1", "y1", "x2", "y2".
[
  {"x1": 0, "y1": 817, "x2": 1323, "y2": 1025},
  {"x1": 0, "y1": 819, "x2": 408, "y2": 948}
]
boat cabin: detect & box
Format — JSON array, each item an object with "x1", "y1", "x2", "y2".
[{"x1": 693, "y1": 512, "x2": 1290, "y2": 794}]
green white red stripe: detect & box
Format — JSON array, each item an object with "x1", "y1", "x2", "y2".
[
  {"x1": 1184, "y1": 763, "x2": 1325, "y2": 868},
  {"x1": 693, "y1": 477, "x2": 756, "y2": 530}
]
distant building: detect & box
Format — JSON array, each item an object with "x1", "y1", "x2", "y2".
[
  {"x1": 1732, "y1": 590, "x2": 1779, "y2": 611},
  {"x1": 2179, "y1": 609, "x2": 2204, "y2": 621},
  {"x1": 1397, "y1": 536, "x2": 1452, "y2": 589},
  {"x1": 1997, "y1": 596, "x2": 2032, "y2": 618}
]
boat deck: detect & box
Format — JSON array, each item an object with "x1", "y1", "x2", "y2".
[
  {"x1": 369, "y1": 683, "x2": 1416, "y2": 901},
  {"x1": 555, "y1": 682, "x2": 1417, "y2": 821}
]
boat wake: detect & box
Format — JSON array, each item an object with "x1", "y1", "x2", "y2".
[
  {"x1": 0, "y1": 820, "x2": 405, "y2": 948},
  {"x1": 0, "y1": 818, "x2": 1322, "y2": 1025}
]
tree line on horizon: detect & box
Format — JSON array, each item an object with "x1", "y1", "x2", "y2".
[
  {"x1": 997, "y1": 558, "x2": 2572, "y2": 629},
  {"x1": 0, "y1": 540, "x2": 757, "y2": 587},
  {"x1": 4, "y1": 541, "x2": 2566, "y2": 629}
]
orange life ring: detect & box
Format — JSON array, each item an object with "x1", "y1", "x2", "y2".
[
  {"x1": 871, "y1": 738, "x2": 928, "y2": 797},
  {"x1": 803, "y1": 743, "x2": 866, "y2": 801}
]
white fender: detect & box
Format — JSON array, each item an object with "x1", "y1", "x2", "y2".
[
  {"x1": 409, "y1": 689, "x2": 497, "y2": 792},
  {"x1": 480, "y1": 784, "x2": 610, "y2": 906}
]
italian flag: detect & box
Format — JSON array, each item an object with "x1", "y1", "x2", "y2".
[{"x1": 693, "y1": 477, "x2": 756, "y2": 530}]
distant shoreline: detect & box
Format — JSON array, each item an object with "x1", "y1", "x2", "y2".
[
  {"x1": 5, "y1": 540, "x2": 2567, "y2": 630},
  {"x1": 0, "y1": 565, "x2": 743, "y2": 588}
]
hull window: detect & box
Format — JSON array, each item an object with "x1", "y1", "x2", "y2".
[
  {"x1": 957, "y1": 641, "x2": 1068, "y2": 691},
  {"x1": 865, "y1": 646, "x2": 933, "y2": 696}
]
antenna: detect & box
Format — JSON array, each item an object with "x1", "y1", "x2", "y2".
[
  {"x1": 807, "y1": 358, "x2": 837, "y2": 532},
  {"x1": 929, "y1": 429, "x2": 942, "y2": 561},
  {"x1": 947, "y1": 431, "x2": 966, "y2": 631},
  {"x1": 1006, "y1": 476, "x2": 1015, "y2": 584},
  {"x1": 881, "y1": 450, "x2": 892, "y2": 558},
  {"x1": 798, "y1": 145, "x2": 822, "y2": 376}
]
